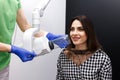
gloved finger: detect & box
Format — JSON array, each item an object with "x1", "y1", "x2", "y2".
[
  {"x1": 46, "y1": 32, "x2": 64, "y2": 40},
  {"x1": 21, "y1": 57, "x2": 33, "y2": 62},
  {"x1": 51, "y1": 35, "x2": 70, "y2": 48}
]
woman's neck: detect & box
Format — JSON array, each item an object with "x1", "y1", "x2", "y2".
[{"x1": 75, "y1": 44, "x2": 87, "y2": 50}]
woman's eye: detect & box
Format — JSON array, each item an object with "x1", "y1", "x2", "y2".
[
  {"x1": 78, "y1": 27, "x2": 84, "y2": 31},
  {"x1": 70, "y1": 27, "x2": 74, "y2": 31},
  {"x1": 70, "y1": 27, "x2": 84, "y2": 32}
]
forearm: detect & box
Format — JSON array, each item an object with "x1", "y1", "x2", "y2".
[
  {"x1": 0, "y1": 42, "x2": 36, "y2": 62},
  {"x1": 0, "y1": 42, "x2": 11, "y2": 52},
  {"x1": 17, "y1": 8, "x2": 31, "y2": 32}
]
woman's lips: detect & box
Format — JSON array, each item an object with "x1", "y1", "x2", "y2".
[{"x1": 71, "y1": 37, "x2": 80, "y2": 41}]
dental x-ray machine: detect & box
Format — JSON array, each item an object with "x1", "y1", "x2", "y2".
[{"x1": 23, "y1": 0, "x2": 70, "y2": 56}]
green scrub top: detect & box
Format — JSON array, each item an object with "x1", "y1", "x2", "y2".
[{"x1": 0, "y1": 0, "x2": 21, "y2": 71}]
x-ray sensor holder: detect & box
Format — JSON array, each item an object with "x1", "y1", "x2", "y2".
[{"x1": 23, "y1": 0, "x2": 51, "y2": 56}]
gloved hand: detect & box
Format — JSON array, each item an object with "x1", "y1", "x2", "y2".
[
  {"x1": 10, "y1": 45, "x2": 36, "y2": 62},
  {"x1": 46, "y1": 33, "x2": 70, "y2": 48},
  {"x1": 46, "y1": 32, "x2": 63, "y2": 40}
]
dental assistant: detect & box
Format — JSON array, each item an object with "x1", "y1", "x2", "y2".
[{"x1": 0, "y1": 0, "x2": 36, "y2": 80}]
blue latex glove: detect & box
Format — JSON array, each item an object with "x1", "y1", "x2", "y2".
[
  {"x1": 46, "y1": 32, "x2": 63, "y2": 40},
  {"x1": 46, "y1": 33, "x2": 70, "y2": 48},
  {"x1": 10, "y1": 45, "x2": 36, "y2": 62}
]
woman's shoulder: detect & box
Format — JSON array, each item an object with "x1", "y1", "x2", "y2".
[
  {"x1": 57, "y1": 49, "x2": 67, "y2": 63},
  {"x1": 94, "y1": 49, "x2": 111, "y2": 61},
  {"x1": 95, "y1": 49, "x2": 108, "y2": 55},
  {"x1": 58, "y1": 49, "x2": 67, "y2": 58},
  {"x1": 59, "y1": 49, "x2": 66, "y2": 56}
]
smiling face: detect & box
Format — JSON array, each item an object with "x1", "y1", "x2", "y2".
[{"x1": 70, "y1": 19, "x2": 87, "y2": 50}]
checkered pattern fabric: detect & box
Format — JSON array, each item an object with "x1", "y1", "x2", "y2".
[{"x1": 56, "y1": 49, "x2": 112, "y2": 80}]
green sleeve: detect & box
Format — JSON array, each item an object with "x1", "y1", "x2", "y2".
[{"x1": 17, "y1": 0, "x2": 21, "y2": 9}]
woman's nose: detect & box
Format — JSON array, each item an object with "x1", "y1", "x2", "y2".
[{"x1": 73, "y1": 29, "x2": 78, "y2": 34}]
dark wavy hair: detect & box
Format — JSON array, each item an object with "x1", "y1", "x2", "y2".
[{"x1": 65, "y1": 15, "x2": 102, "y2": 53}]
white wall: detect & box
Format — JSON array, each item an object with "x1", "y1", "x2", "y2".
[{"x1": 10, "y1": 0, "x2": 66, "y2": 80}]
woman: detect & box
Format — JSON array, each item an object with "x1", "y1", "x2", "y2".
[{"x1": 56, "y1": 15, "x2": 112, "y2": 80}]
